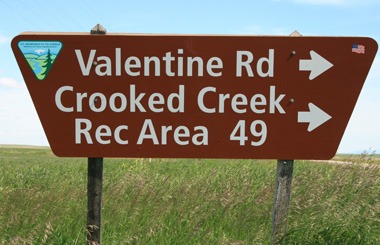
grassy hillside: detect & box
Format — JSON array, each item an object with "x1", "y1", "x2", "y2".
[
  {"x1": 0, "y1": 147, "x2": 379, "y2": 244},
  {"x1": 24, "y1": 53, "x2": 39, "y2": 59}
]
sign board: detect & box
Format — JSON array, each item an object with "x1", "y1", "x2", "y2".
[{"x1": 11, "y1": 33, "x2": 377, "y2": 159}]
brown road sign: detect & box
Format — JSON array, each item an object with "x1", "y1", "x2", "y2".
[{"x1": 12, "y1": 33, "x2": 377, "y2": 159}]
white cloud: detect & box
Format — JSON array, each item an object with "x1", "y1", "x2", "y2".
[
  {"x1": 0, "y1": 84, "x2": 48, "y2": 146},
  {"x1": 291, "y1": 0, "x2": 379, "y2": 5},
  {"x1": 339, "y1": 97, "x2": 380, "y2": 153},
  {"x1": 292, "y1": 0, "x2": 344, "y2": 5},
  {"x1": 368, "y1": 57, "x2": 380, "y2": 80},
  {"x1": 0, "y1": 77, "x2": 25, "y2": 89},
  {"x1": 0, "y1": 35, "x2": 10, "y2": 45}
]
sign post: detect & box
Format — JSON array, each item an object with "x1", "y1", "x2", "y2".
[
  {"x1": 87, "y1": 157, "x2": 103, "y2": 244},
  {"x1": 271, "y1": 160, "x2": 294, "y2": 244},
  {"x1": 86, "y1": 24, "x2": 106, "y2": 245},
  {"x1": 270, "y1": 32, "x2": 299, "y2": 245}
]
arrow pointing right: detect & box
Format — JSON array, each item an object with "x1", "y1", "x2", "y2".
[
  {"x1": 299, "y1": 51, "x2": 334, "y2": 80},
  {"x1": 298, "y1": 103, "x2": 332, "y2": 132}
]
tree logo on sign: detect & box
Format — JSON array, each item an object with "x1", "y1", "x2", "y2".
[{"x1": 18, "y1": 41, "x2": 62, "y2": 80}]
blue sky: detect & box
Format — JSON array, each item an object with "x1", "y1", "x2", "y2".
[{"x1": 0, "y1": 0, "x2": 379, "y2": 153}]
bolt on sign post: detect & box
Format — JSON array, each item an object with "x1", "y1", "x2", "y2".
[{"x1": 12, "y1": 27, "x2": 377, "y2": 244}]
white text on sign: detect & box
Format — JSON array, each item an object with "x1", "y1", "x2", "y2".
[
  {"x1": 75, "y1": 48, "x2": 274, "y2": 78},
  {"x1": 59, "y1": 48, "x2": 283, "y2": 146}
]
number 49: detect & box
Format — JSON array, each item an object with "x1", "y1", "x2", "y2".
[{"x1": 230, "y1": 120, "x2": 267, "y2": 146}]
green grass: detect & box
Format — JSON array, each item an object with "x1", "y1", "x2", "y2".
[{"x1": 0, "y1": 147, "x2": 379, "y2": 244}]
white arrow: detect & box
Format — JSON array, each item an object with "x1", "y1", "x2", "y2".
[
  {"x1": 298, "y1": 103, "x2": 332, "y2": 132},
  {"x1": 299, "y1": 51, "x2": 333, "y2": 80}
]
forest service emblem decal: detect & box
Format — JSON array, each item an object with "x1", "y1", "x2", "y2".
[{"x1": 18, "y1": 41, "x2": 62, "y2": 80}]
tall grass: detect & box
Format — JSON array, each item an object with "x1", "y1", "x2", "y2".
[
  {"x1": 0, "y1": 147, "x2": 379, "y2": 244},
  {"x1": 287, "y1": 161, "x2": 380, "y2": 244}
]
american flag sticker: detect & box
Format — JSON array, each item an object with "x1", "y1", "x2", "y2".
[{"x1": 352, "y1": 44, "x2": 365, "y2": 54}]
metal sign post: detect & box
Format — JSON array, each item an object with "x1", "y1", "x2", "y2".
[{"x1": 86, "y1": 24, "x2": 106, "y2": 245}]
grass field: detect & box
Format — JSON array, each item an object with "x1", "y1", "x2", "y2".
[{"x1": 0, "y1": 146, "x2": 379, "y2": 244}]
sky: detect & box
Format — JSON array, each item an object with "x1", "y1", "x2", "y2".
[{"x1": 0, "y1": 0, "x2": 379, "y2": 154}]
